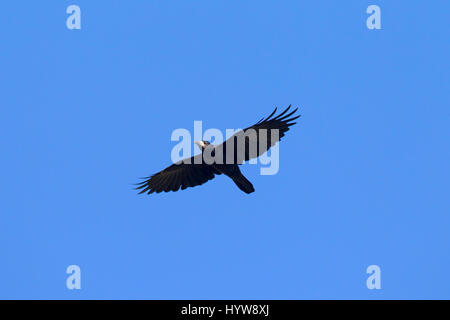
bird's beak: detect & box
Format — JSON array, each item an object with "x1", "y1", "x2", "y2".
[{"x1": 194, "y1": 141, "x2": 203, "y2": 149}]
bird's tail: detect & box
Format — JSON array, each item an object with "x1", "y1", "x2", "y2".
[{"x1": 231, "y1": 174, "x2": 255, "y2": 194}]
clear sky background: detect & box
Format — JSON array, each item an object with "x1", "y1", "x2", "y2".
[{"x1": 1, "y1": 1, "x2": 449, "y2": 299}]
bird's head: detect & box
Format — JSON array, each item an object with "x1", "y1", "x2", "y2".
[{"x1": 194, "y1": 140, "x2": 211, "y2": 151}]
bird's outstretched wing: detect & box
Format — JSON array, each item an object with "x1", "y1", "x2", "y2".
[
  {"x1": 135, "y1": 154, "x2": 221, "y2": 194},
  {"x1": 221, "y1": 105, "x2": 300, "y2": 163}
]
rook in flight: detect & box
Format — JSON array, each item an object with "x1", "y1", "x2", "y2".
[{"x1": 136, "y1": 106, "x2": 300, "y2": 194}]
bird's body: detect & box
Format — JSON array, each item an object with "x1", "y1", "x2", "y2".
[
  {"x1": 136, "y1": 106, "x2": 300, "y2": 195},
  {"x1": 210, "y1": 160, "x2": 255, "y2": 194}
]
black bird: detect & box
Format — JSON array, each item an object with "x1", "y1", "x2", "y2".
[{"x1": 136, "y1": 106, "x2": 300, "y2": 194}]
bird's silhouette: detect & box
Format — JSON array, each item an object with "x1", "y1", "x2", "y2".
[{"x1": 136, "y1": 106, "x2": 300, "y2": 194}]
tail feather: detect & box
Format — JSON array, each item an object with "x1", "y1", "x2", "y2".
[{"x1": 232, "y1": 174, "x2": 255, "y2": 194}]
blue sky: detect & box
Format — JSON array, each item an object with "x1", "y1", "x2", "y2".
[{"x1": 1, "y1": 1, "x2": 449, "y2": 299}]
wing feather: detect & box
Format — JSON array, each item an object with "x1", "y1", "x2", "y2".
[
  {"x1": 220, "y1": 105, "x2": 300, "y2": 163},
  {"x1": 136, "y1": 154, "x2": 218, "y2": 194}
]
